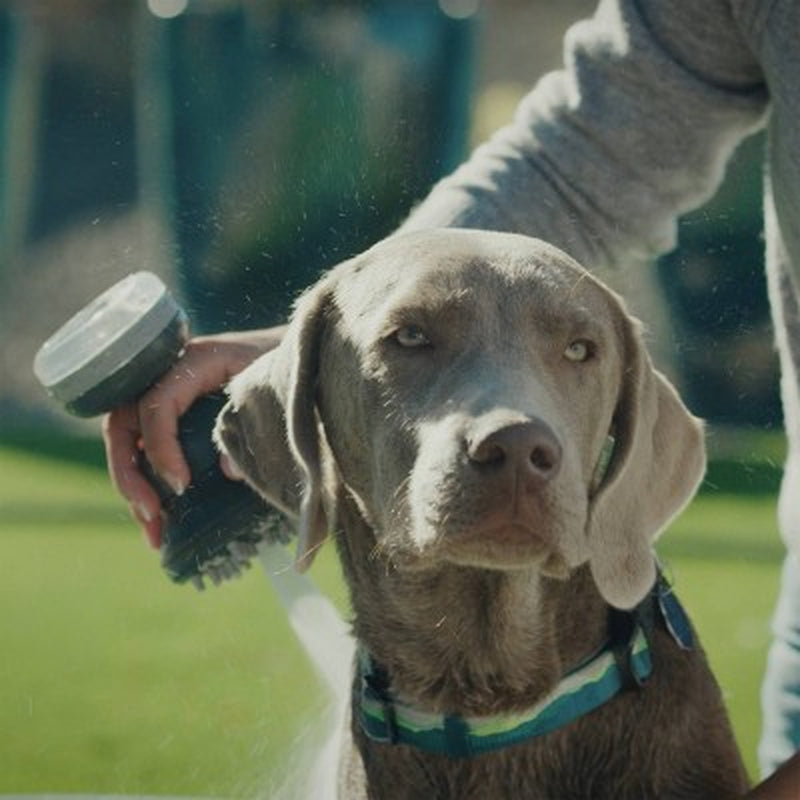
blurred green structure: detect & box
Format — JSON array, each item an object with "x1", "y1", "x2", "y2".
[
  {"x1": 0, "y1": 1, "x2": 779, "y2": 429},
  {"x1": 658, "y1": 133, "x2": 780, "y2": 427},
  {"x1": 136, "y1": 2, "x2": 475, "y2": 331},
  {"x1": 0, "y1": 1, "x2": 476, "y2": 430}
]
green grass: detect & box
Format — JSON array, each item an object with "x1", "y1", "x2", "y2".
[
  {"x1": 0, "y1": 443, "x2": 344, "y2": 796},
  {"x1": 0, "y1": 437, "x2": 786, "y2": 792},
  {"x1": 658, "y1": 494, "x2": 783, "y2": 777}
]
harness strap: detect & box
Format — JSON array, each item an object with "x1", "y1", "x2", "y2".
[{"x1": 356, "y1": 572, "x2": 692, "y2": 759}]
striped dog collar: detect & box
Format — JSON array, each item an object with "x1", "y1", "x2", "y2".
[{"x1": 357, "y1": 573, "x2": 692, "y2": 759}]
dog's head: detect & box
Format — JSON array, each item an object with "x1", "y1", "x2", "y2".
[{"x1": 214, "y1": 229, "x2": 704, "y2": 610}]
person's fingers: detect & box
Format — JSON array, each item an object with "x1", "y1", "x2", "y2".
[
  {"x1": 137, "y1": 387, "x2": 189, "y2": 496},
  {"x1": 102, "y1": 405, "x2": 163, "y2": 548},
  {"x1": 102, "y1": 329, "x2": 287, "y2": 549},
  {"x1": 137, "y1": 333, "x2": 285, "y2": 486},
  {"x1": 136, "y1": 340, "x2": 237, "y2": 491},
  {"x1": 130, "y1": 499, "x2": 163, "y2": 550}
]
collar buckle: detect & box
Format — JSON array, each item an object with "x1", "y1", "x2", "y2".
[{"x1": 360, "y1": 654, "x2": 400, "y2": 744}]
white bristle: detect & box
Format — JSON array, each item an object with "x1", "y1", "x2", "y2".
[{"x1": 194, "y1": 538, "x2": 263, "y2": 587}]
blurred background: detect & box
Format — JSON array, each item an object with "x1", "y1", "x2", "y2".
[{"x1": 0, "y1": 0, "x2": 786, "y2": 795}]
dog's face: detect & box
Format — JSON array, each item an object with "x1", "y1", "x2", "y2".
[
  {"x1": 315, "y1": 236, "x2": 622, "y2": 578},
  {"x1": 214, "y1": 230, "x2": 705, "y2": 609}
]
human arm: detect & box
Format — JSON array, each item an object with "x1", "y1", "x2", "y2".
[
  {"x1": 400, "y1": 0, "x2": 769, "y2": 271},
  {"x1": 745, "y1": 751, "x2": 800, "y2": 799}
]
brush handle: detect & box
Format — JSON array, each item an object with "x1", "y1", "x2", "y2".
[{"x1": 148, "y1": 393, "x2": 274, "y2": 583}]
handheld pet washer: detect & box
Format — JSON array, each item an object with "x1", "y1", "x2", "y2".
[
  {"x1": 33, "y1": 271, "x2": 287, "y2": 590},
  {"x1": 34, "y1": 271, "x2": 353, "y2": 691}
]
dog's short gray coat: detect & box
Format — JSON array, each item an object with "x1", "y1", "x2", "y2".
[{"x1": 215, "y1": 229, "x2": 748, "y2": 799}]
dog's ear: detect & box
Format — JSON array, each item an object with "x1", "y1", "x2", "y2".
[
  {"x1": 587, "y1": 315, "x2": 705, "y2": 610},
  {"x1": 213, "y1": 279, "x2": 333, "y2": 571}
]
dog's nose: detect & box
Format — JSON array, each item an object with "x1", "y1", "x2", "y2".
[{"x1": 467, "y1": 420, "x2": 562, "y2": 484}]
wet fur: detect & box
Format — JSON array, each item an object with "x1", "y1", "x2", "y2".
[{"x1": 215, "y1": 230, "x2": 748, "y2": 798}]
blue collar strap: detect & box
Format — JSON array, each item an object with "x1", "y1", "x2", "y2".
[{"x1": 357, "y1": 572, "x2": 691, "y2": 759}]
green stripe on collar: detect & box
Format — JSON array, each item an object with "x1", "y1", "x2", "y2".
[
  {"x1": 356, "y1": 574, "x2": 690, "y2": 759},
  {"x1": 358, "y1": 628, "x2": 652, "y2": 757}
]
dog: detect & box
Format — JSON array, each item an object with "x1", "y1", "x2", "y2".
[{"x1": 214, "y1": 229, "x2": 748, "y2": 798}]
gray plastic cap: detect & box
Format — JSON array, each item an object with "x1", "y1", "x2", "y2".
[{"x1": 34, "y1": 271, "x2": 182, "y2": 407}]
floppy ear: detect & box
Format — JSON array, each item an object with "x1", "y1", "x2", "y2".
[
  {"x1": 587, "y1": 316, "x2": 706, "y2": 610},
  {"x1": 213, "y1": 280, "x2": 332, "y2": 571}
]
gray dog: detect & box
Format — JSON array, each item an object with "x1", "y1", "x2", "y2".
[{"x1": 215, "y1": 229, "x2": 747, "y2": 799}]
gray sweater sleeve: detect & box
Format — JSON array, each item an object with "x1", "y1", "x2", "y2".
[{"x1": 400, "y1": 0, "x2": 769, "y2": 270}]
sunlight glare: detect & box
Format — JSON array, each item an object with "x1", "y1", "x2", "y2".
[
  {"x1": 147, "y1": 0, "x2": 189, "y2": 19},
  {"x1": 439, "y1": 0, "x2": 481, "y2": 20}
]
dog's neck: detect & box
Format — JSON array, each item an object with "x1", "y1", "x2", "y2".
[{"x1": 333, "y1": 493, "x2": 609, "y2": 716}]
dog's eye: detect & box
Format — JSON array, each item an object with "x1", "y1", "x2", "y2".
[
  {"x1": 564, "y1": 339, "x2": 593, "y2": 363},
  {"x1": 394, "y1": 325, "x2": 431, "y2": 349}
]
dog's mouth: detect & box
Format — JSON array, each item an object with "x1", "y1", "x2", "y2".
[
  {"x1": 462, "y1": 519, "x2": 547, "y2": 549},
  {"x1": 435, "y1": 518, "x2": 575, "y2": 577},
  {"x1": 395, "y1": 440, "x2": 590, "y2": 576}
]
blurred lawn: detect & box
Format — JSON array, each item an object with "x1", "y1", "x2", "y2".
[
  {"x1": 0, "y1": 441, "x2": 347, "y2": 797},
  {"x1": 0, "y1": 434, "x2": 786, "y2": 792}
]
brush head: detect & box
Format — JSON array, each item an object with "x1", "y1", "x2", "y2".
[
  {"x1": 34, "y1": 271, "x2": 188, "y2": 417},
  {"x1": 154, "y1": 392, "x2": 289, "y2": 588}
]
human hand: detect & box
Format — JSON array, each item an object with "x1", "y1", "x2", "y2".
[
  {"x1": 745, "y1": 751, "x2": 800, "y2": 798},
  {"x1": 102, "y1": 326, "x2": 286, "y2": 548}
]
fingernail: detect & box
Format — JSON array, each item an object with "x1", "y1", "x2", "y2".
[
  {"x1": 134, "y1": 502, "x2": 155, "y2": 524},
  {"x1": 164, "y1": 473, "x2": 186, "y2": 496},
  {"x1": 145, "y1": 527, "x2": 161, "y2": 551}
]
